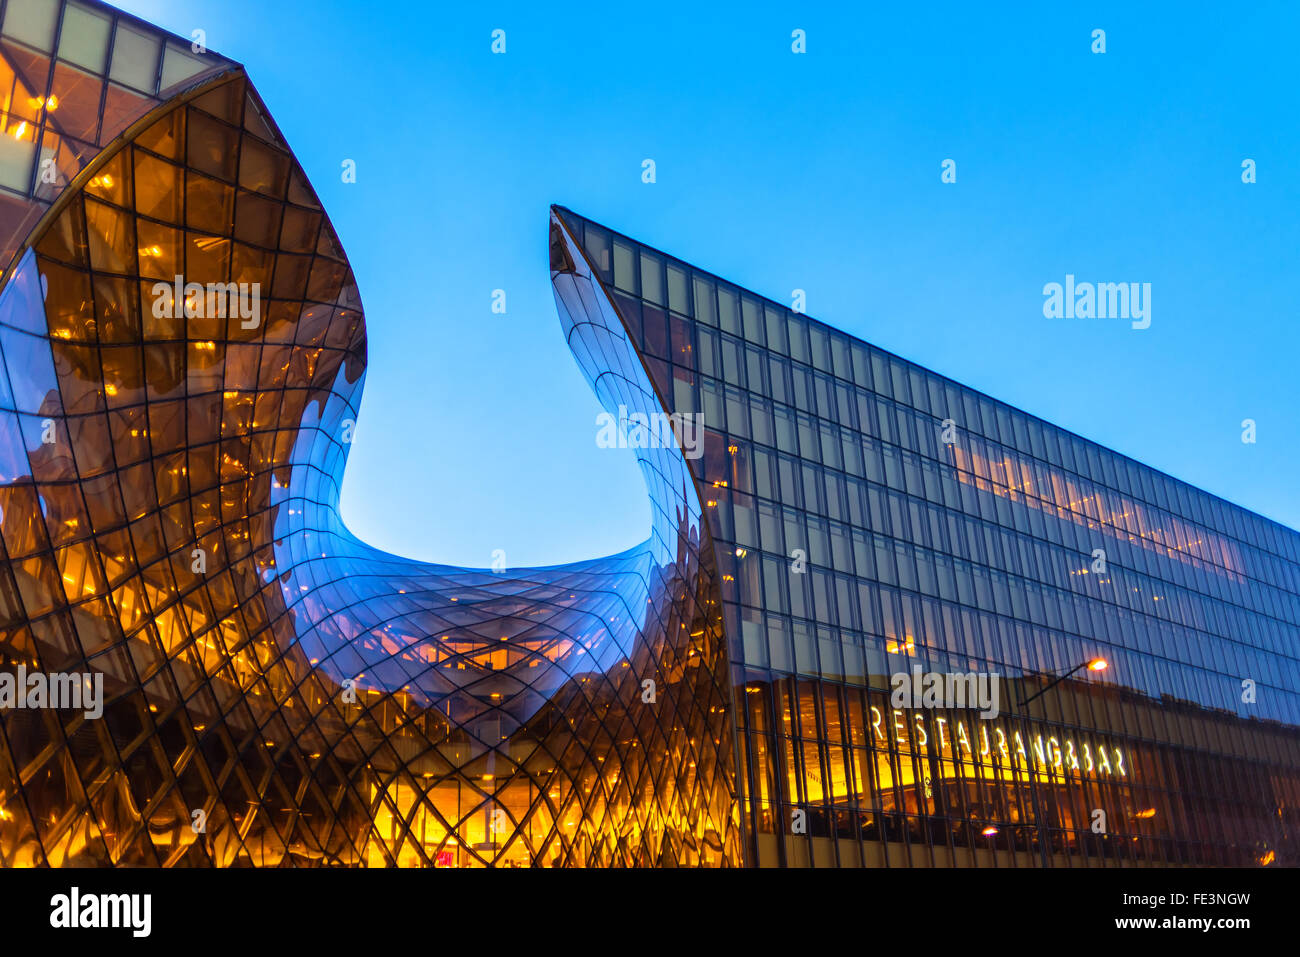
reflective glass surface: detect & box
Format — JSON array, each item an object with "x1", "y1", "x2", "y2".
[
  {"x1": 0, "y1": 0, "x2": 234, "y2": 272},
  {"x1": 555, "y1": 206, "x2": 1300, "y2": 867},
  {"x1": 0, "y1": 0, "x2": 1294, "y2": 871},
  {"x1": 0, "y1": 49, "x2": 739, "y2": 864}
]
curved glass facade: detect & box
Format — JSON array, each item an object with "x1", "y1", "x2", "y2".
[
  {"x1": 0, "y1": 0, "x2": 1294, "y2": 870},
  {"x1": 0, "y1": 6, "x2": 739, "y2": 867}
]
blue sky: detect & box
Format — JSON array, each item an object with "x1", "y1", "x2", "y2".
[{"x1": 119, "y1": 0, "x2": 1300, "y2": 565}]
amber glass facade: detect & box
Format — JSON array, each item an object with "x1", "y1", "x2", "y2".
[
  {"x1": 554, "y1": 207, "x2": 1300, "y2": 868},
  {"x1": 0, "y1": 0, "x2": 233, "y2": 267},
  {"x1": 0, "y1": 0, "x2": 739, "y2": 867}
]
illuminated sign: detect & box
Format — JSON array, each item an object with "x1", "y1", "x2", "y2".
[{"x1": 869, "y1": 706, "x2": 1129, "y2": 781}]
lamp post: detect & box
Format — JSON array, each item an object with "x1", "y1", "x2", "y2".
[
  {"x1": 1017, "y1": 657, "x2": 1108, "y2": 868},
  {"x1": 1021, "y1": 657, "x2": 1108, "y2": 709}
]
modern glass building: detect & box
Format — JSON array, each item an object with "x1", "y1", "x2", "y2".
[
  {"x1": 0, "y1": 0, "x2": 1296, "y2": 868},
  {"x1": 552, "y1": 208, "x2": 1300, "y2": 868}
]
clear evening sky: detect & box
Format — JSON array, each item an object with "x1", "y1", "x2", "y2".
[{"x1": 117, "y1": 0, "x2": 1300, "y2": 566}]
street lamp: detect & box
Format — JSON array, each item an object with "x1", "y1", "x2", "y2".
[
  {"x1": 1020, "y1": 657, "x2": 1108, "y2": 709},
  {"x1": 1017, "y1": 657, "x2": 1109, "y2": 868}
]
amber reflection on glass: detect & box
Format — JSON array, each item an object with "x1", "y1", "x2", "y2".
[
  {"x1": 0, "y1": 68, "x2": 740, "y2": 867},
  {"x1": 0, "y1": 0, "x2": 235, "y2": 274},
  {"x1": 2, "y1": 0, "x2": 1295, "y2": 872}
]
